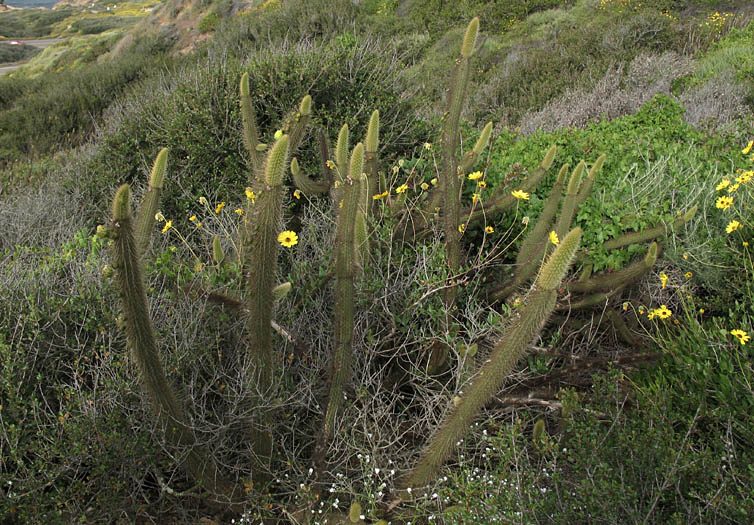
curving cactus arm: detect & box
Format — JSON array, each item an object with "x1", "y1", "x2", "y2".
[{"x1": 400, "y1": 228, "x2": 582, "y2": 492}]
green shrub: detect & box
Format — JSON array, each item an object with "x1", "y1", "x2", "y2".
[
  {"x1": 198, "y1": 12, "x2": 220, "y2": 34},
  {"x1": 91, "y1": 36, "x2": 426, "y2": 220}
]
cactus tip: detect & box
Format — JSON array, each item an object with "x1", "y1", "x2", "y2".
[
  {"x1": 645, "y1": 242, "x2": 659, "y2": 265},
  {"x1": 541, "y1": 145, "x2": 557, "y2": 170},
  {"x1": 300, "y1": 94, "x2": 312, "y2": 116},
  {"x1": 682, "y1": 205, "x2": 698, "y2": 221},
  {"x1": 240, "y1": 72, "x2": 250, "y2": 97},
  {"x1": 588, "y1": 153, "x2": 606, "y2": 179},
  {"x1": 461, "y1": 17, "x2": 480, "y2": 58},
  {"x1": 366, "y1": 110, "x2": 380, "y2": 153},
  {"x1": 150, "y1": 147, "x2": 169, "y2": 189},
  {"x1": 264, "y1": 134, "x2": 290, "y2": 186},
  {"x1": 537, "y1": 227, "x2": 582, "y2": 290},
  {"x1": 112, "y1": 184, "x2": 131, "y2": 220}
]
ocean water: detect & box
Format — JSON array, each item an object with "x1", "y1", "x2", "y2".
[{"x1": 4, "y1": 0, "x2": 61, "y2": 8}]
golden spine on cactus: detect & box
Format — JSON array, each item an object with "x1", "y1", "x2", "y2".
[
  {"x1": 134, "y1": 147, "x2": 168, "y2": 257},
  {"x1": 212, "y1": 235, "x2": 225, "y2": 266},
  {"x1": 265, "y1": 134, "x2": 290, "y2": 186},
  {"x1": 354, "y1": 173, "x2": 370, "y2": 272},
  {"x1": 463, "y1": 147, "x2": 556, "y2": 229},
  {"x1": 110, "y1": 184, "x2": 228, "y2": 495},
  {"x1": 335, "y1": 123, "x2": 350, "y2": 180},
  {"x1": 515, "y1": 163, "x2": 569, "y2": 268},
  {"x1": 402, "y1": 228, "x2": 582, "y2": 491},
  {"x1": 272, "y1": 282, "x2": 292, "y2": 301},
  {"x1": 461, "y1": 16, "x2": 479, "y2": 58},
  {"x1": 599, "y1": 205, "x2": 698, "y2": 252}
]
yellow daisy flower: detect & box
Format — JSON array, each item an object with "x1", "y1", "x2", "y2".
[
  {"x1": 727, "y1": 183, "x2": 740, "y2": 193},
  {"x1": 716, "y1": 179, "x2": 730, "y2": 191},
  {"x1": 467, "y1": 171, "x2": 483, "y2": 181},
  {"x1": 472, "y1": 193, "x2": 480, "y2": 203},
  {"x1": 736, "y1": 170, "x2": 752, "y2": 183},
  {"x1": 396, "y1": 184, "x2": 408, "y2": 194},
  {"x1": 294, "y1": 189, "x2": 302, "y2": 199},
  {"x1": 234, "y1": 208, "x2": 244, "y2": 215},
  {"x1": 245, "y1": 188, "x2": 256, "y2": 202},
  {"x1": 215, "y1": 201, "x2": 226, "y2": 213},
  {"x1": 726, "y1": 220, "x2": 741, "y2": 233},
  {"x1": 684, "y1": 272, "x2": 693, "y2": 278},
  {"x1": 189, "y1": 215, "x2": 197, "y2": 222},
  {"x1": 372, "y1": 191, "x2": 389, "y2": 200},
  {"x1": 277, "y1": 230, "x2": 298, "y2": 248},
  {"x1": 660, "y1": 273, "x2": 668, "y2": 289},
  {"x1": 716, "y1": 196, "x2": 734, "y2": 210},
  {"x1": 420, "y1": 182, "x2": 430, "y2": 191},
  {"x1": 730, "y1": 329, "x2": 750, "y2": 345},
  {"x1": 161, "y1": 220, "x2": 172, "y2": 234},
  {"x1": 424, "y1": 142, "x2": 432, "y2": 151},
  {"x1": 458, "y1": 223, "x2": 466, "y2": 233},
  {"x1": 549, "y1": 231, "x2": 559, "y2": 245},
  {"x1": 477, "y1": 180, "x2": 487, "y2": 189},
  {"x1": 511, "y1": 190, "x2": 530, "y2": 200},
  {"x1": 742, "y1": 140, "x2": 753, "y2": 155},
  {"x1": 485, "y1": 226, "x2": 494, "y2": 234},
  {"x1": 654, "y1": 305, "x2": 672, "y2": 319},
  {"x1": 326, "y1": 160, "x2": 336, "y2": 170}
]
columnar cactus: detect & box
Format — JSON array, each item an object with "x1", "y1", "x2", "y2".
[
  {"x1": 110, "y1": 182, "x2": 231, "y2": 497},
  {"x1": 401, "y1": 228, "x2": 583, "y2": 491},
  {"x1": 243, "y1": 134, "x2": 290, "y2": 467},
  {"x1": 315, "y1": 141, "x2": 364, "y2": 469}
]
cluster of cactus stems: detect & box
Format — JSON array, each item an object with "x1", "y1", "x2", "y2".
[{"x1": 103, "y1": 17, "x2": 698, "y2": 516}]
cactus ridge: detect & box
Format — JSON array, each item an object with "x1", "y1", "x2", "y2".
[
  {"x1": 317, "y1": 148, "x2": 362, "y2": 466},
  {"x1": 291, "y1": 157, "x2": 331, "y2": 194},
  {"x1": 600, "y1": 206, "x2": 697, "y2": 252}
]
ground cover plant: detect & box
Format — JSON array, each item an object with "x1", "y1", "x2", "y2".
[{"x1": 1, "y1": 1, "x2": 753, "y2": 523}]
